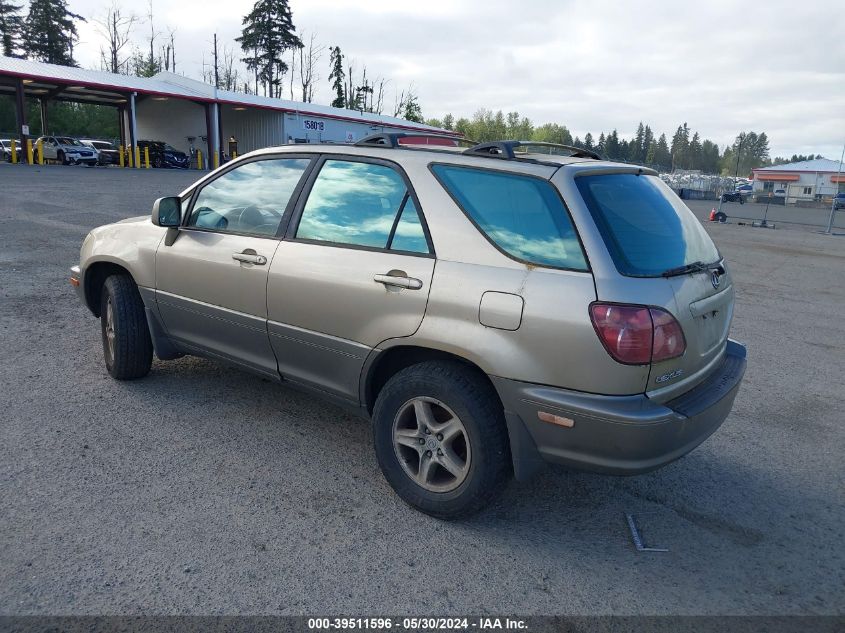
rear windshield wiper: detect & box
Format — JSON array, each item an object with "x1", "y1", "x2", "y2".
[{"x1": 661, "y1": 261, "x2": 709, "y2": 278}]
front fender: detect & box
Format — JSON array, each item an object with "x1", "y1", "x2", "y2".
[{"x1": 80, "y1": 218, "x2": 166, "y2": 288}]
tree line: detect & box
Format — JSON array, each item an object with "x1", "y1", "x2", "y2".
[{"x1": 425, "y1": 110, "x2": 785, "y2": 175}]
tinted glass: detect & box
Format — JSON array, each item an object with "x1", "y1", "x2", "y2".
[
  {"x1": 575, "y1": 173, "x2": 720, "y2": 277},
  {"x1": 432, "y1": 165, "x2": 587, "y2": 270},
  {"x1": 188, "y1": 158, "x2": 310, "y2": 237},
  {"x1": 390, "y1": 197, "x2": 429, "y2": 254},
  {"x1": 296, "y1": 160, "x2": 409, "y2": 248}
]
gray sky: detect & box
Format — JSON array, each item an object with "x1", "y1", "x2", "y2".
[{"x1": 70, "y1": 0, "x2": 845, "y2": 159}]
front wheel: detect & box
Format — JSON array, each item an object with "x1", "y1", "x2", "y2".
[
  {"x1": 373, "y1": 361, "x2": 511, "y2": 519},
  {"x1": 100, "y1": 274, "x2": 153, "y2": 380}
]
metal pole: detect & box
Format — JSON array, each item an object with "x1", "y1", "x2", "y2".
[
  {"x1": 733, "y1": 133, "x2": 745, "y2": 186},
  {"x1": 14, "y1": 78, "x2": 28, "y2": 156},
  {"x1": 825, "y1": 142, "x2": 845, "y2": 234}
]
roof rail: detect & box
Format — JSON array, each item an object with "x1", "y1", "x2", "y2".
[
  {"x1": 355, "y1": 132, "x2": 467, "y2": 148},
  {"x1": 463, "y1": 140, "x2": 601, "y2": 161}
]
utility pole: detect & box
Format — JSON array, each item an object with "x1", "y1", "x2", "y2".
[
  {"x1": 825, "y1": 141, "x2": 845, "y2": 234},
  {"x1": 213, "y1": 33, "x2": 219, "y2": 89},
  {"x1": 733, "y1": 132, "x2": 747, "y2": 184}
]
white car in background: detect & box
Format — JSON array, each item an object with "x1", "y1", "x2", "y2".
[
  {"x1": 1, "y1": 139, "x2": 22, "y2": 161},
  {"x1": 34, "y1": 136, "x2": 98, "y2": 166}
]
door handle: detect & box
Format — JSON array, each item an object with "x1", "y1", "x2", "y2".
[
  {"x1": 232, "y1": 252, "x2": 267, "y2": 265},
  {"x1": 374, "y1": 273, "x2": 423, "y2": 290}
]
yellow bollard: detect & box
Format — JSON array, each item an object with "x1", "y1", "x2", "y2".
[
  {"x1": 37, "y1": 139, "x2": 44, "y2": 165},
  {"x1": 127, "y1": 146, "x2": 133, "y2": 168},
  {"x1": 232, "y1": 150, "x2": 237, "y2": 160},
  {"x1": 134, "y1": 146, "x2": 140, "y2": 169},
  {"x1": 213, "y1": 151, "x2": 219, "y2": 170},
  {"x1": 26, "y1": 139, "x2": 33, "y2": 165},
  {"x1": 144, "y1": 146, "x2": 150, "y2": 169},
  {"x1": 10, "y1": 140, "x2": 17, "y2": 164},
  {"x1": 196, "y1": 150, "x2": 203, "y2": 170},
  {"x1": 118, "y1": 145, "x2": 124, "y2": 168}
]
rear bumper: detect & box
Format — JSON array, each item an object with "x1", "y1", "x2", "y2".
[{"x1": 493, "y1": 339, "x2": 747, "y2": 478}]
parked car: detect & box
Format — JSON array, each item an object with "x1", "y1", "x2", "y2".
[
  {"x1": 720, "y1": 190, "x2": 746, "y2": 203},
  {"x1": 34, "y1": 136, "x2": 98, "y2": 166},
  {"x1": 80, "y1": 139, "x2": 120, "y2": 165},
  {"x1": 774, "y1": 189, "x2": 786, "y2": 198},
  {"x1": 137, "y1": 140, "x2": 189, "y2": 168},
  {"x1": 70, "y1": 135, "x2": 747, "y2": 518},
  {"x1": 0, "y1": 139, "x2": 22, "y2": 161},
  {"x1": 834, "y1": 193, "x2": 845, "y2": 210}
]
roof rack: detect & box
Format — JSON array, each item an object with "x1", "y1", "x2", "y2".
[
  {"x1": 463, "y1": 140, "x2": 601, "y2": 161},
  {"x1": 355, "y1": 132, "x2": 470, "y2": 148}
]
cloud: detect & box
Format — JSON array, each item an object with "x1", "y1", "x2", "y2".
[{"x1": 69, "y1": 0, "x2": 845, "y2": 158}]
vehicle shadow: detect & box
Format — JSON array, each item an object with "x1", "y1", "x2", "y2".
[{"x1": 123, "y1": 354, "x2": 820, "y2": 555}]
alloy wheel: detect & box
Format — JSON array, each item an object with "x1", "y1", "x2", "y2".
[{"x1": 392, "y1": 397, "x2": 471, "y2": 492}]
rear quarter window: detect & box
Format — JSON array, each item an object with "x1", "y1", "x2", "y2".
[
  {"x1": 431, "y1": 164, "x2": 588, "y2": 271},
  {"x1": 575, "y1": 173, "x2": 720, "y2": 277}
]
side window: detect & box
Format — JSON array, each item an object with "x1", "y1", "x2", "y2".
[
  {"x1": 188, "y1": 158, "x2": 310, "y2": 237},
  {"x1": 431, "y1": 164, "x2": 588, "y2": 271},
  {"x1": 296, "y1": 159, "x2": 430, "y2": 253}
]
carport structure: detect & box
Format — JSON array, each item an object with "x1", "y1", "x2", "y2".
[{"x1": 0, "y1": 56, "x2": 455, "y2": 167}]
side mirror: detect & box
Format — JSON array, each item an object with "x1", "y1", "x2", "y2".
[{"x1": 152, "y1": 196, "x2": 181, "y2": 227}]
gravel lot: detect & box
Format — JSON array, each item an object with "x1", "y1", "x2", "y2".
[{"x1": 1, "y1": 164, "x2": 843, "y2": 616}]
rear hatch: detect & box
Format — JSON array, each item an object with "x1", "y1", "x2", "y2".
[{"x1": 572, "y1": 171, "x2": 734, "y2": 402}]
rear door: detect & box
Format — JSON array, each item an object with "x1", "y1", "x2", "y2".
[
  {"x1": 266, "y1": 156, "x2": 435, "y2": 400},
  {"x1": 155, "y1": 155, "x2": 314, "y2": 376},
  {"x1": 571, "y1": 171, "x2": 733, "y2": 400}
]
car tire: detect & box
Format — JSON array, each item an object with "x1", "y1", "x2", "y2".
[
  {"x1": 57, "y1": 150, "x2": 67, "y2": 165},
  {"x1": 100, "y1": 274, "x2": 153, "y2": 380},
  {"x1": 372, "y1": 360, "x2": 511, "y2": 519},
  {"x1": 153, "y1": 156, "x2": 162, "y2": 168}
]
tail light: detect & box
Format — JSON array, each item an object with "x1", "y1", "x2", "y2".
[{"x1": 589, "y1": 303, "x2": 686, "y2": 365}]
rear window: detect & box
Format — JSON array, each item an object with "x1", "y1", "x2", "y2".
[
  {"x1": 431, "y1": 164, "x2": 588, "y2": 271},
  {"x1": 575, "y1": 173, "x2": 720, "y2": 277}
]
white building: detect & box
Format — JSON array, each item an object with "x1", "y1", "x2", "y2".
[
  {"x1": 0, "y1": 56, "x2": 457, "y2": 164},
  {"x1": 752, "y1": 158, "x2": 845, "y2": 204}
]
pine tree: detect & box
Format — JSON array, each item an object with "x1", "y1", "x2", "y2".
[
  {"x1": 645, "y1": 140, "x2": 656, "y2": 166},
  {"x1": 670, "y1": 124, "x2": 689, "y2": 170},
  {"x1": 688, "y1": 132, "x2": 702, "y2": 170},
  {"x1": 24, "y1": 0, "x2": 82, "y2": 65},
  {"x1": 596, "y1": 132, "x2": 606, "y2": 154},
  {"x1": 629, "y1": 122, "x2": 645, "y2": 162},
  {"x1": 237, "y1": 0, "x2": 302, "y2": 98},
  {"x1": 604, "y1": 130, "x2": 620, "y2": 160},
  {"x1": 0, "y1": 0, "x2": 24, "y2": 57},
  {"x1": 583, "y1": 132, "x2": 594, "y2": 150},
  {"x1": 643, "y1": 125, "x2": 654, "y2": 161},
  {"x1": 655, "y1": 133, "x2": 671, "y2": 171},
  {"x1": 327, "y1": 46, "x2": 345, "y2": 108}
]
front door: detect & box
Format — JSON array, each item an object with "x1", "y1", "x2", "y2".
[
  {"x1": 267, "y1": 157, "x2": 435, "y2": 400},
  {"x1": 155, "y1": 156, "x2": 314, "y2": 376}
]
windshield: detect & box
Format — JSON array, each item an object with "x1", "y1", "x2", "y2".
[
  {"x1": 58, "y1": 137, "x2": 82, "y2": 146},
  {"x1": 164, "y1": 144, "x2": 179, "y2": 152},
  {"x1": 575, "y1": 173, "x2": 720, "y2": 277}
]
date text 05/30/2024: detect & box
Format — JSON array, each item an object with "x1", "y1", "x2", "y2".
[{"x1": 308, "y1": 617, "x2": 528, "y2": 630}]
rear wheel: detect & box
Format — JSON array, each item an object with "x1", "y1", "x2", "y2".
[
  {"x1": 373, "y1": 361, "x2": 511, "y2": 519},
  {"x1": 100, "y1": 275, "x2": 153, "y2": 380},
  {"x1": 57, "y1": 150, "x2": 67, "y2": 165},
  {"x1": 153, "y1": 156, "x2": 163, "y2": 168}
]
